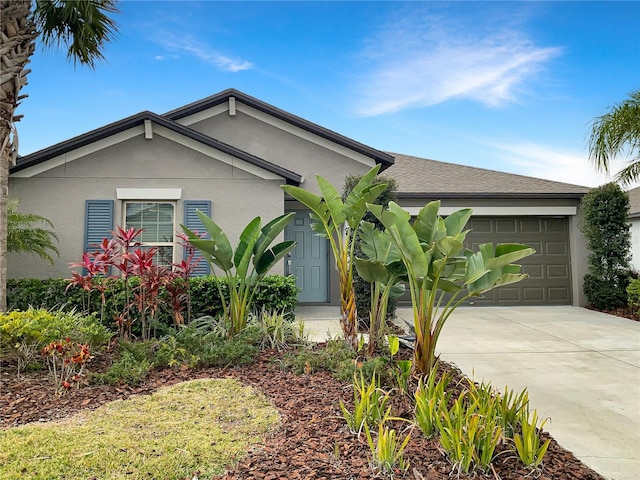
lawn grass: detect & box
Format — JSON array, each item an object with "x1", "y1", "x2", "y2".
[{"x1": 0, "y1": 378, "x2": 279, "y2": 479}]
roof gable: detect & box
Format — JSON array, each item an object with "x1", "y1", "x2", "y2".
[
  {"x1": 12, "y1": 111, "x2": 302, "y2": 185},
  {"x1": 165, "y1": 88, "x2": 395, "y2": 169}
]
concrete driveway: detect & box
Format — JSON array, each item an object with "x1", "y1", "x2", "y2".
[{"x1": 296, "y1": 306, "x2": 640, "y2": 480}]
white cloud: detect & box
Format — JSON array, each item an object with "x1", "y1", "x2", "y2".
[
  {"x1": 353, "y1": 7, "x2": 562, "y2": 116},
  {"x1": 488, "y1": 141, "x2": 639, "y2": 189},
  {"x1": 154, "y1": 33, "x2": 253, "y2": 73}
]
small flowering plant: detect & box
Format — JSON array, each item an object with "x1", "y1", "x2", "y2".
[{"x1": 41, "y1": 338, "x2": 91, "y2": 394}]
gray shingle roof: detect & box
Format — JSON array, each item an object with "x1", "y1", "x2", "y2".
[{"x1": 385, "y1": 153, "x2": 590, "y2": 198}]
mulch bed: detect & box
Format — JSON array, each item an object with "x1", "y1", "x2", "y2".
[
  {"x1": 1, "y1": 345, "x2": 606, "y2": 480},
  {"x1": 586, "y1": 304, "x2": 640, "y2": 322}
]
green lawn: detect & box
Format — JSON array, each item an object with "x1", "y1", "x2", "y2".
[{"x1": 0, "y1": 378, "x2": 279, "y2": 479}]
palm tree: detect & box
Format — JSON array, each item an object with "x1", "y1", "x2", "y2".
[
  {"x1": 8, "y1": 199, "x2": 59, "y2": 263},
  {"x1": 588, "y1": 88, "x2": 640, "y2": 186},
  {"x1": 0, "y1": 0, "x2": 119, "y2": 311}
]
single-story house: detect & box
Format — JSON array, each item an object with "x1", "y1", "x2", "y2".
[
  {"x1": 627, "y1": 186, "x2": 640, "y2": 272},
  {"x1": 9, "y1": 88, "x2": 591, "y2": 306}
]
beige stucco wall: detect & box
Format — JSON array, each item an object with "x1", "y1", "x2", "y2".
[
  {"x1": 187, "y1": 110, "x2": 376, "y2": 195},
  {"x1": 8, "y1": 133, "x2": 285, "y2": 279}
]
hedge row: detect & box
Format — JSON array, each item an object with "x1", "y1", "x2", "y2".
[{"x1": 7, "y1": 275, "x2": 299, "y2": 329}]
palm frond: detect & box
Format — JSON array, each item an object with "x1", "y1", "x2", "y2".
[
  {"x1": 8, "y1": 200, "x2": 59, "y2": 264},
  {"x1": 33, "y1": 0, "x2": 120, "y2": 68},
  {"x1": 588, "y1": 89, "x2": 640, "y2": 184}
]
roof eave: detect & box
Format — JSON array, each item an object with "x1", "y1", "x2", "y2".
[
  {"x1": 11, "y1": 112, "x2": 303, "y2": 186},
  {"x1": 397, "y1": 192, "x2": 588, "y2": 200}
]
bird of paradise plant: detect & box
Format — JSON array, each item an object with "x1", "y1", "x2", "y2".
[{"x1": 282, "y1": 165, "x2": 387, "y2": 348}]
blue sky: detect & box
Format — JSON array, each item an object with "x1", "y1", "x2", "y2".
[{"x1": 17, "y1": 0, "x2": 640, "y2": 188}]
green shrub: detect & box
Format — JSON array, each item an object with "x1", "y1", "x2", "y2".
[
  {"x1": 0, "y1": 308, "x2": 112, "y2": 373},
  {"x1": 627, "y1": 278, "x2": 640, "y2": 315},
  {"x1": 580, "y1": 183, "x2": 631, "y2": 310},
  {"x1": 90, "y1": 350, "x2": 152, "y2": 385},
  {"x1": 7, "y1": 275, "x2": 299, "y2": 334},
  {"x1": 334, "y1": 356, "x2": 390, "y2": 384},
  {"x1": 282, "y1": 337, "x2": 357, "y2": 375}
]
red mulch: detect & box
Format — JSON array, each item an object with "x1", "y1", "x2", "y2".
[
  {"x1": 585, "y1": 304, "x2": 640, "y2": 322},
  {"x1": 1, "y1": 346, "x2": 606, "y2": 480}
]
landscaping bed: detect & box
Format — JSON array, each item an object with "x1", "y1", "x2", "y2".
[{"x1": 1, "y1": 345, "x2": 606, "y2": 480}]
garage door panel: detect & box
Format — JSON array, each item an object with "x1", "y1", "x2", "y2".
[
  {"x1": 471, "y1": 218, "x2": 493, "y2": 232},
  {"x1": 523, "y1": 264, "x2": 544, "y2": 278},
  {"x1": 547, "y1": 264, "x2": 569, "y2": 278},
  {"x1": 545, "y1": 218, "x2": 567, "y2": 232},
  {"x1": 546, "y1": 242, "x2": 567, "y2": 255},
  {"x1": 523, "y1": 287, "x2": 545, "y2": 302},
  {"x1": 520, "y1": 218, "x2": 542, "y2": 232},
  {"x1": 497, "y1": 288, "x2": 521, "y2": 302},
  {"x1": 465, "y1": 216, "x2": 572, "y2": 306},
  {"x1": 495, "y1": 219, "x2": 517, "y2": 232},
  {"x1": 549, "y1": 287, "x2": 570, "y2": 302}
]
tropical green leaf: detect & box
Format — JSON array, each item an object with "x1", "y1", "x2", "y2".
[
  {"x1": 281, "y1": 185, "x2": 323, "y2": 210},
  {"x1": 443, "y1": 208, "x2": 472, "y2": 236},
  {"x1": 413, "y1": 201, "x2": 440, "y2": 243},
  {"x1": 234, "y1": 217, "x2": 261, "y2": 278},
  {"x1": 254, "y1": 212, "x2": 295, "y2": 260},
  {"x1": 344, "y1": 164, "x2": 382, "y2": 208},
  {"x1": 344, "y1": 183, "x2": 388, "y2": 229},
  {"x1": 317, "y1": 175, "x2": 347, "y2": 227},
  {"x1": 354, "y1": 258, "x2": 389, "y2": 284},
  {"x1": 254, "y1": 240, "x2": 296, "y2": 275},
  {"x1": 486, "y1": 244, "x2": 535, "y2": 270}
]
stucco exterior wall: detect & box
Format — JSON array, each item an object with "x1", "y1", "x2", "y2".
[
  {"x1": 9, "y1": 133, "x2": 285, "y2": 279},
  {"x1": 187, "y1": 110, "x2": 375, "y2": 194},
  {"x1": 630, "y1": 218, "x2": 640, "y2": 272}
]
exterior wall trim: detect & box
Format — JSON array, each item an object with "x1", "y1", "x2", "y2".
[
  {"x1": 11, "y1": 127, "x2": 144, "y2": 178},
  {"x1": 116, "y1": 188, "x2": 182, "y2": 200},
  {"x1": 403, "y1": 206, "x2": 578, "y2": 216}
]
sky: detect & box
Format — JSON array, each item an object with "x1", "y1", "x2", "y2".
[{"x1": 16, "y1": 0, "x2": 640, "y2": 188}]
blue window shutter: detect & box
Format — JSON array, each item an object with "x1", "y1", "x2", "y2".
[
  {"x1": 84, "y1": 200, "x2": 114, "y2": 253},
  {"x1": 184, "y1": 200, "x2": 211, "y2": 276}
]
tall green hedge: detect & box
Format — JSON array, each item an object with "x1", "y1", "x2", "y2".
[
  {"x1": 7, "y1": 275, "x2": 299, "y2": 329},
  {"x1": 579, "y1": 182, "x2": 632, "y2": 309}
]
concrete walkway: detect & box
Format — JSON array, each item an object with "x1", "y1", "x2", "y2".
[{"x1": 295, "y1": 306, "x2": 640, "y2": 480}]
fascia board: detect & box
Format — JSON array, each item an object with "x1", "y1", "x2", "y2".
[{"x1": 10, "y1": 127, "x2": 144, "y2": 178}]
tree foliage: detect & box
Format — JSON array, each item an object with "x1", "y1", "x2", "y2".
[
  {"x1": 580, "y1": 183, "x2": 631, "y2": 309},
  {"x1": 588, "y1": 89, "x2": 640, "y2": 186},
  {"x1": 0, "y1": 0, "x2": 119, "y2": 312}
]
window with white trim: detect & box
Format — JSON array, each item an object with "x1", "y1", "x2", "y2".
[{"x1": 124, "y1": 202, "x2": 175, "y2": 266}]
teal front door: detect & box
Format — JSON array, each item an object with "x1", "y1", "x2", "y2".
[{"x1": 285, "y1": 210, "x2": 329, "y2": 302}]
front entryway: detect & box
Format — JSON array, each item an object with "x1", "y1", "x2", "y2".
[{"x1": 285, "y1": 210, "x2": 329, "y2": 302}]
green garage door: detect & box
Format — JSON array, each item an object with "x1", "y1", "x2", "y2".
[{"x1": 465, "y1": 217, "x2": 572, "y2": 305}]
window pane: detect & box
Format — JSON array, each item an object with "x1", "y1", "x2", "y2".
[{"x1": 124, "y1": 202, "x2": 175, "y2": 266}]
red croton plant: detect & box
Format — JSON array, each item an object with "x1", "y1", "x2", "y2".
[{"x1": 67, "y1": 227, "x2": 202, "y2": 340}]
